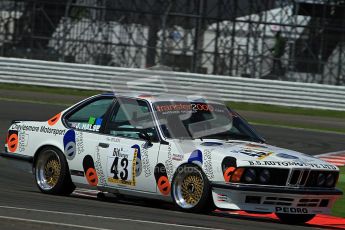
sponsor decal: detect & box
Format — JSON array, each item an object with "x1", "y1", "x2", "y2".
[
  {"x1": 18, "y1": 131, "x2": 29, "y2": 152},
  {"x1": 156, "y1": 103, "x2": 214, "y2": 113},
  {"x1": 188, "y1": 149, "x2": 203, "y2": 165},
  {"x1": 172, "y1": 153, "x2": 184, "y2": 161},
  {"x1": 137, "y1": 143, "x2": 152, "y2": 178},
  {"x1": 106, "y1": 137, "x2": 121, "y2": 142},
  {"x1": 75, "y1": 116, "x2": 103, "y2": 132},
  {"x1": 107, "y1": 147, "x2": 137, "y2": 186},
  {"x1": 47, "y1": 113, "x2": 61, "y2": 126},
  {"x1": 275, "y1": 207, "x2": 308, "y2": 214},
  {"x1": 154, "y1": 102, "x2": 228, "y2": 116},
  {"x1": 233, "y1": 148, "x2": 273, "y2": 160},
  {"x1": 83, "y1": 155, "x2": 98, "y2": 186},
  {"x1": 7, "y1": 130, "x2": 18, "y2": 153},
  {"x1": 131, "y1": 144, "x2": 142, "y2": 177},
  {"x1": 276, "y1": 153, "x2": 299, "y2": 160},
  {"x1": 248, "y1": 160, "x2": 337, "y2": 170},
  {"x1": 11, "y1": 124, "x2": 66, "y2": 136},
  {"x1": 154, "y1": 163, "x2": 171, "y2": 196},
  {"x1": 63, "y1": 130, "x2": 76, "y2": 160}
]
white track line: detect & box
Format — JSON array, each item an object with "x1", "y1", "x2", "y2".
[
  {"x1": 0, "y1": 215, "x2": 110, "y2": 230},
  {"x1": 0, "y1": 205, "x2": 223, "y2": 230}
]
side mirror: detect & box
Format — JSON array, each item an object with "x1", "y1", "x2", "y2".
[{"x1": 138, "y1": 131, "x2": 153, "y2": 147}]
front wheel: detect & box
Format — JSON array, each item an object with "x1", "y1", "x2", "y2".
[
  {"x1": 171, "y1": 164, "x2": 214, "y2": 213},
  {"x1": 276, "y1": 213, "x2": 316, "y2": 224},
  {"x1": 34, "y1": 147, "x2": 75, "y2": 195}
]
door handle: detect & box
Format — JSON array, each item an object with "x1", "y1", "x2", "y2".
[{"x1": 99, "y1": 143, "x2": 109, "y2": 148}]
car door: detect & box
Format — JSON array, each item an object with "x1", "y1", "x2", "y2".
[
  {"x1": 96, "y1": 97, "x2": 160, "y2": 193},
  {"x1": 63, "y1": 96, "x2": 115, "y2": 186}
]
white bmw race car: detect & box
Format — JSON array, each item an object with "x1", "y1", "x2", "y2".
[{"x1": 2, "y1": 93, "x2": 343, "y2": 224}]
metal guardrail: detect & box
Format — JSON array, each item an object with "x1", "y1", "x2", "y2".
[{"x1": 0, "y1": 57, "x2": 344, "y2": 111}]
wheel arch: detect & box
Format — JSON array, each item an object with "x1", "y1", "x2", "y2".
[
  {"x1": 171, "y1": 162, "x2": 207, "y2": 183},
  {"x1": 32, "y1": 144, "x2": 66, "y2": 170}
]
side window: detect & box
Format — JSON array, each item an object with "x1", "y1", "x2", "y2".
[
  {"x1": 66, "y1": 98, "x2": 113, "y2": 132},
  {"x1": 107, "y1": 98, "x2": 158, "y2": 141}
]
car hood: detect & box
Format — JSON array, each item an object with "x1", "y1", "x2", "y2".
[{"x1": 192, "y1": 140, "x2": 338, "y2": 171}]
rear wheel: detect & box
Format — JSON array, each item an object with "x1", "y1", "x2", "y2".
[
  {"x1": 276, "y1": 213, "x2": 316, "y2": 224},
  {"x1": 34, "y1": 147, "x2": 75, "y2": 195},
  {"x1": 171, "y1": 164, "x2": 214, "y2": 213}
]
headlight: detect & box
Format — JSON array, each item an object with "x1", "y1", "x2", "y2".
[
  {"x1": 325, "y1": 173, "x2": 335, "y2": 187},
  {"x1": 244, "y1": 168, "x2": 256, "y2": 183},
  {"x1": 259, "y1": 169, "x2": 270, "y2": 184},
  {"x1": 316, "y1": 173, "x2": 326, "y2": 187}
]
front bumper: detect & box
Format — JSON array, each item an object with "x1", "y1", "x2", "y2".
[{"x1": 211, "y1": 182, "x2": 343, "y2": 214}]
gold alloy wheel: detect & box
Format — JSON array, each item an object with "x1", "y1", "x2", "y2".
[
  {"x1": 180, "y1": 175, "x2": 204, "y2": 206},
  {"x1": 35, "y1": 149, "x2": 64, "y2": 191},
  {"x1": 44, "y1": 158, "x2": 61, "y2": 187}
]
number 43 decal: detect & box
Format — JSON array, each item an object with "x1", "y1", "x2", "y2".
[
  {"x1": 107, "y1": 150, "x2": 137, "y2": 186},
  {"x1": 110, "y1": 157, "x2": 129, "y2": 180}
]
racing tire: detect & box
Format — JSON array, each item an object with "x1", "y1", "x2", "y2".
[
  {"x1": 171, "y1": 164, "x2": 214, "y2": 213},
  {"x1": 34, "y1": 147, "x2": 75, "y2": 195},
  {"x1": 275, "y1": 213, "x2": 316, "y2": 224}
]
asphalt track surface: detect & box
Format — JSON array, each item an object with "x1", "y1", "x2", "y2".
[{"x1": 0, "y1": 99, "x2": 344, "y2": 230}]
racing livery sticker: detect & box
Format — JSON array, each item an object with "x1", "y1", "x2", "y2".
[
  {"x1": 75, "y1": 116, "x2": 102, "y2": 132},
  {"x1": 188, "y1": 149, "x2": 203, "y2": 165},
  {"x1": 76, "y1": 131, "x2": 85, "y2": 155},
  {"x1": 7, "y1": 130, "x2": 18, "y2": 153},
  {"x1": 154, "y1": 163, "x2": 171, "y2": 196},
  {"x1": 83, "y1": 155, "x2": 98, "y2": 186},
  {"x1": 131, "y1": 144, "x2": 142, "y2": 177},
  {"x1": 63, "y1": 130, "x2": 76, "y2": 160},
  {"x1": 203, "y1": 149, "x2": 214, "y2": 179},
  {"x1": 95, "y1": 146, "x2": 106, "y2": 186},
  {"x1": 164, "y1": 144, "x2": 174, "y2": 179},
  {"x1": 107, "y1": 147, "x2": 137, "y2": 186},
  {"x1": 233, "y1": 148, "x2": 273, "y2": 160},
  {"x1": 18, "y1": 130, "x2": 29, "y2": 152},
  {"x1": 248, "y1": 160, "x2": 337, "y2": 170},
  {"x1": 222, "y1": 157, "x2": 237, "y2": 182},
  {"x1": 48, "y1": 113, "x2": 61, "y2": 126},
  {"x1": 140, "y1": 143, "x2": 152, "y2": 177}
]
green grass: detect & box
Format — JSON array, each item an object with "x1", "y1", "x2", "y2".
[
  {"x1": 333, "y1": 167, "x2": 345, "y2": 217},
  {"x1": 249, "y1": 119, "x2": 345, "y2": 134},
  {"x1": 227, "y1": 101, "x2": 345, "y2": 120}
]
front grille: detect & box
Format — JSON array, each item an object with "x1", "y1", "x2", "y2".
[{"x1": 288, "y1": 169, "x2": 339, "y2": 188}]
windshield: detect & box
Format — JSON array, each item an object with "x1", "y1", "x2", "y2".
[{"x1": 153, "y1": 101, "x2": 264, "y2": 142}]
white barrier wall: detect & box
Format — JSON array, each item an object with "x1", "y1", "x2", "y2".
[{"x1": 0, "y1": 57, "x2": 344, "y2": 111}]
